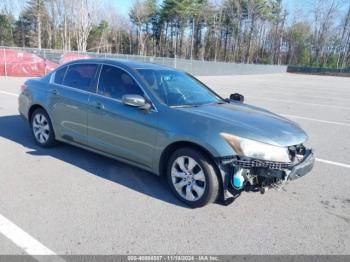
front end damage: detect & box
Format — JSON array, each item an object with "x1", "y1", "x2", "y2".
[{"x1": 216, "y1": 144, "x2": 315, "y2": 204}]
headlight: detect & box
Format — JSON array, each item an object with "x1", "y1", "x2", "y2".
[{"x1": 220, "y1": 133, "x2": 291, "y2": 163}]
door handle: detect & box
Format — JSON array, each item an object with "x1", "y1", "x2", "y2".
[
  {"x1": 94, "y1": 102, "x2": 104, "y2": 110},
  {"x1": 50, "y1": 89, "x2": 59, "y2": 95}
]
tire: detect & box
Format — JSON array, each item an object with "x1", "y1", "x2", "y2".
[
  {"x1": 30, "y1": 108, "x2": 57, "y2": 148},
  {"x1": 167, "y1": 147, "x2": 220, "y2": 208}
]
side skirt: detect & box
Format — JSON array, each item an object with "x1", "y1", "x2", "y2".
[{"x1": 56, "y1": 136, "x2": 158, "y2": 175}]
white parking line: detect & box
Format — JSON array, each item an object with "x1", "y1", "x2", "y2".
[
  {"x1": 254, "y1": 97, "x2": 350, "y2": 111},
  {"x1": 0, "y1": 213, "x2": 56, "y2": 255},
  {"x1": 316, "y1": 158, "x2": 350, "y2": 169},
  {"x1": 281, "y1": 114, "x2": 350, "y2": 127},
  {"x1": 0, "y1": 90, "x2": 19, "y2": 97},
  {"x1": 244, "y1": 90, "x2": 350, "y2": 103}
]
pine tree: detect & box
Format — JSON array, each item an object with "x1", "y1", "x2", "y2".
[
  {"x1": 0, "y1": 13, "x2": 14, "y2": 46},
  {"x1": 21, "y1": 0, "x2": 48, "y2": 48}
]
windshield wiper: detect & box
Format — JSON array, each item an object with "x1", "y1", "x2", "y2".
[
  {"x1": 171, "y1": 101, "x2": 226, "y2": 108},
  {"x1": 170, "y1": 104, "x2": 199, "y2": 108},
  {"x1": 201, "y1": 101, "x2": 227, "y2": 106}
]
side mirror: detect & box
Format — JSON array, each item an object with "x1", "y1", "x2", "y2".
[
  {"x1": 230, "y1": 93, "x2": 244, "y2": 103},
  {"x1": 122, "y1": 94, "x2": 151, "y2": 110}
]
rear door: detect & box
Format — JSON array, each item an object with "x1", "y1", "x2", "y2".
[
  {"x1": 87, "y1": 64, "x2": 158, "y2": 169},
  {"x1": 49, "y1": 63, "x2": 99, "y2": 145}
]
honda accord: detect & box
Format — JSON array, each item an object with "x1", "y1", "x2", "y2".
[{"x1": 18, "y1": 59, "x2": 315, "y2": 207}]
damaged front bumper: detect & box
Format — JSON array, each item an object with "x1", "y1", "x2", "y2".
[
  {"x1": 287, "y1": 149, "x2": 315, "y2": 180},
  {"x1": 216, "y1": 147, "x2": 315, "y2": 204}
]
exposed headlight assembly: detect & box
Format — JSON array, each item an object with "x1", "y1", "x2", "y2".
[{"x1": 220, "y1": 133, "x2": 291, "y2": 163}]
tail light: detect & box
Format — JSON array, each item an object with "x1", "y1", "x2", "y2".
[{"x1": 20, "y1": 84, "x2": 28, "y2": 92}]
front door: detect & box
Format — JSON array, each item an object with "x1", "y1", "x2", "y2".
[{"x1": 88, "y1": 65, "x2": 159, "y2": 169}]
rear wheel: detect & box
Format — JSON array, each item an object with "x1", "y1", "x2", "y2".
[
  {"x1": 167, "y1": 148, "x2": 220, "y2": 208},
  {"x1": 31, "y1": 108, "x2": 56, "y2": 147}
]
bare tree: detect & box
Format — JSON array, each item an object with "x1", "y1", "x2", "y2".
[
  {"x1": 311, "y1": 0, "x2": 340, "y2": 66},
  {"x1": 338, "y1": 3, "x2": 350, "y2": 67},
  {"x1": 1, "y1": 0, "x2": 349, "y2": 68},
  {"x1": 73, "y1": 0, "x2": 100, "y2": 52}
]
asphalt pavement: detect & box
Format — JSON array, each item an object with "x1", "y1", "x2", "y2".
[{"x1": 0, "y1": 73, "x2": 349, "y2": 255}]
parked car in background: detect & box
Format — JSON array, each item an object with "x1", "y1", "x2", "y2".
[{"x1": 18, "y1": 59, "x2": 314, "y2": 207}]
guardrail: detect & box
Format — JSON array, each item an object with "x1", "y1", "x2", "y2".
[{"x1": 287, "y1": 65, "x2": 350, "y2": 77}]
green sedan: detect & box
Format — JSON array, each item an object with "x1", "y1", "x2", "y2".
[{"x1": 18, "y1": 59, "x2": 314, "y2": 208}]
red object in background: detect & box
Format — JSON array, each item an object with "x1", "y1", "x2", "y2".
[
  {"x1": 0, "y1": 49, "x2": 58, "y2": 77},
  {"x1": 60, "y1": 53, "x2": 91, "y2": 65}
]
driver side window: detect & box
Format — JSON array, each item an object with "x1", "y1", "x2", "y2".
[{"x1": 98, "y1": 65, "x2": 144, "y2": 100}]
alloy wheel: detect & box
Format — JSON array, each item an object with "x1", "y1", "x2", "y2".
[
  {"x1": 32, "y1": 113, "x2": 50, "y2": 144},
  {"x1": 171, "y1": 156, "x2": 206, "y2": 201}
]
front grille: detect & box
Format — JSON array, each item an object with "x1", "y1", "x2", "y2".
[{"x1": 233, "y1": 159, "x2": 291, "y2": 170}]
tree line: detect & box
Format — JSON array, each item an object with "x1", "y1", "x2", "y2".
[{"x1": 0, "y1": 0, "x2": 349, "y2": 68}]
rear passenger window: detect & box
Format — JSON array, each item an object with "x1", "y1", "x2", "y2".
[
  {"x1": 98, "y1": 65, "x2": 143, "y2": 99},
  {"x1": 62, "y1": 64, "x2": 98, "y2": 92},
  {"x1": 54, "y1": 66, "x2": 67, "y2": 85}
]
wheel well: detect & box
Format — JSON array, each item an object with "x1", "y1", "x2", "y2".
[
  {"x1": 159, "y1": 141, "x2": 220, "y2": 177},
  {"x1": 28, "y1": 104, "x2": 45, "y2": 124}
]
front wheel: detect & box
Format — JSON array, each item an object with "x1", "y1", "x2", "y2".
[
  {"x1": 31, "y1": 108, "x2": 57, "y2": 148},
  {"x1": 167, "y1": 148, "x2": 220, "y2": 208}
]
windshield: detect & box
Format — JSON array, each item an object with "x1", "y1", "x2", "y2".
[{"x1": 137, "y1": 69, "x2": 223, "y2": 107}]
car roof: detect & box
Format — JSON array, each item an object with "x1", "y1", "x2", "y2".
[{"x1": 62, "y1": 58, "x2": 176, "y2": 72}]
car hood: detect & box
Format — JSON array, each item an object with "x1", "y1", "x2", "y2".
[{"x1": 180, "y1": 102, "x2": 308, "y2": 147}]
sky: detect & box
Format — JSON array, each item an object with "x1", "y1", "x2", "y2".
[{"x1": 112, "y1": 0, "x2": 133, "y2": 16}]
